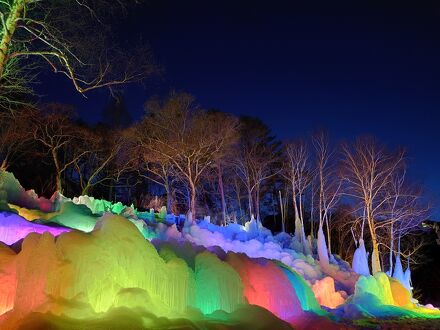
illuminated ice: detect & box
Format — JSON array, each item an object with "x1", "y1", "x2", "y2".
[{"x1": 0, "y1": 212, "x2": 69, "y2": 245}]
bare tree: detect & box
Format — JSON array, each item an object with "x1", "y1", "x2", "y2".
[
  {"x1": 330, "y1": 205, "x2": 358, "y2": 262},
  {"x1": 31, "y1": 104, "x2": 88, "y2": 193},
  {"x1": 229, "y1": 173, "x2": 246, "y2": 224},
  {"x1": 0, "y1": 109, "x2": 33, "y2": 169},
  {"x1": 0, "y1": 0, "x2": 156, "y2": 110},
  {"x1": 312, "y1": 131, "x2": 341, "y2": 257},
  {"x1": 278, "y1": 186, "x2": 289, "y2": 232},
  {"x1": 381, "y1": 168, "x2": 429, "y2": 274},
  {"x1": 210, "y1": 111, "x2": 240, "y2": 225},
  {"x1": 71, "y1": 127, "x2": 129, "y2": 195},
  {"x1": 342, "y1": 138, "x2": 405, "y2": 274},
  {"x1": 136, "y1": 92, "x2": 239, "y2": 220},
  {"x1": 233, "y1": 117, "x2": 279, "y2": 222},
  {"x1": 129, "y1": 139, "x2": 177, "y2": 212},
  {"x1": 282, "y1": 140, "x2": 312, "y2": 251}
]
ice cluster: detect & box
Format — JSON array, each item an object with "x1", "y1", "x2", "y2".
[{"x1": 0, "y1": 171, "x2": 438, "y2": 329}]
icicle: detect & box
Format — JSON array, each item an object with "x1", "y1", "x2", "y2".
[
  {"x1": 392, "y1": 253, "x2": 404, "y2": 286},
  {"x1": 317, "y1": 223, "x2": 329, "y2": 266},
  {"x1": 352, "y1": 239, "x2": 370, "y2": 276},
  {"x1": 403, "y1": 256, "x2": 412, "y2": 294}
]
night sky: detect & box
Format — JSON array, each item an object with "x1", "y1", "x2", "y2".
[{"x1": 39, "y1": 0, "x2": 440, "y2": 217}]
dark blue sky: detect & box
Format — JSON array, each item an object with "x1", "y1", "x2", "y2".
[{"x1": 39, "y1": 0, "x2": 440, "y2": 217}]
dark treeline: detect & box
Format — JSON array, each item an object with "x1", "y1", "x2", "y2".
[{"x1": 0, "y1": 91, "x2": 431, "y2": 277}]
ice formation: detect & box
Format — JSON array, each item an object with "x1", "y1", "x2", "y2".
[
  {"x1": 392, "y1": 254, "x2": 412, "y2": 293},
  {"x1": 352, "y1": 238, "x2": 370, "y2": 277},
  {"x1": 0, "y1": 212, "x2": 69, "y2": 245},
  {"x1": 317, "y1": 224, "x2": 329, "y2": 266},
  {"x1": 0, "y1": 214, "x2": 326, "y2": 329},
  {"x1": 311, "y1": 277, "x2": 345, "y2": 309},
  {"x1": 0, "y1": 171, "x2": 56, "y2": 212},
  {"x1": 226, "y1": 253, "x2": 303, "y2": 320},
  {"x1": 0, "y1": 171, "x2": 439, "y2": 329}
]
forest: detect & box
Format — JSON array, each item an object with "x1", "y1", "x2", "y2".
[{"x1": 0, "y1": 94, "x2": 431, "y2": 278}]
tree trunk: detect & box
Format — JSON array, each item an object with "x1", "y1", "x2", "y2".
[
  {"x1": 310, "y1": 181, "x2": 314, "y2": 238},
  {"x1": 164, "y1": 179, "x2": 172, "y2": 212},
  {"x1": 55, "y1": 174, "x2": 62, "y2": 194},
  {"x1": 247, "y1": 186, "x2": 253, "y2": 219},
  {"x1": 325, "y1": 213, "x2": 332, "y2": 256},
  {"x1": 82, "y1": 185, "x2": 91, "y2": 196},
  {"x1": 189, "y1": 180, "x2": 196, "y2": 221},
  {"x1": 217, "y1": 164, "x2": 227, "y2": 225},
  {"x1": 0, "y1": 0, "x2": 26, "y2": 78},
  {"x1": 299, "y1": 191, "x2": 303, "y2": 225},
  {"x1": 255, "y1": 185, "x2": 260, "y2": 223},
  {"x1": 293, "y1": 202, "x2": 301, "y2": 238},
  {"x1": 389, "y1": 221, "x2": 394, "y2": 275},
  {"x1": 234, "y1": 178, "x2": 243, "y2": 223},
  {"x1": 366, "y1": 208, "x2": 381, "y2": 273},
  {"x1": 371, "y1": 235, "x2": 381, "y2": 274},
  {"x1": 371, "y1": 240, "x2": 381, "y2": 274},
  {"x1": 0, "y1": 159, "x2": 8, "y2": 171},
  {"x1": 279, "y1": 190, "x2": 285, "y2": 232},
  {"x1": 166, "y1": 189, "x2": 172, "y2": 212},
  {"x1": 292, "y1": 182, "x2": 301, "y2": 238},
  {"x1": 51, "y1": 149, "x2": 63, "y2": 193}
]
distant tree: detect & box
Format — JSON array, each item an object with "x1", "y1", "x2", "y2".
[
  {"x1": 0, "y1": 0, "x2": 156, "y2": 110},
  {"x1": 312, "y1": 131, "x2": 341, "y2": 258},
  {"x1": 234, "y1": 117, "x2": 279, "y2": 222},
  {"x1": 382, "y1": 167, "x2": 429, "y2": 275},
  {"x1": 135, "y1": 92, "x2": 239, "y2": 220},
  {"x1": 228, "y1": 172, "x2": 247, "y2": 224},
  {"x1": 31, "y1": 104, "x2": 87, "y2": 193},
  {"x1": 0, "y1": 109, "x2": 33, "y2": 169},
  {"x1": 282, "y1": 139, "x2": 312, "y2": 253},
  {"x1": 329, "y1": 205, "x2": 359, "y2": 262},
  {"x1": 208, "y1": 110, "x2": 240, "y2": 225},
  {"x1": 129, "y1": 137, "x2": 177, "y2": 212},
  {"x1": 71, "y1": 126, "x2": 129, "y2": 195},
  {"x1": 101, "y1": 93, "x2": 132, "y2": 129},
  {"x1": 342, "y1": 138, "x2": 405, "y2": 274}
]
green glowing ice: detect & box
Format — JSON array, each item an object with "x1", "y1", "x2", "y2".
[{"x1": 194, "y1": 251, "x2": 244, "y2": 314}]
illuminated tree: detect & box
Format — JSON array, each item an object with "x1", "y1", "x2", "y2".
[
  {"x1": 71, "y1": 126, "x2": 129, "y2": 196},
  {"x1": 282, "y1": 140, "x2": 312, "y2": 251},
  {"x1": 0, "y1": 109, "x2": 33, "y2": 169},
  {"x1": 233, "y1": 117, "x2": 279, "y2": 222},
  {"x1": 0, "y1": 0, "x2": 156, "y2": 110},
  {"x1": 129, "y1": 137, "x2": 177, "y2": 212},
  {"x1": 342, "y1": 138, "x2": 405, "y2": 274},
  {"x1": 382, "y1": 168, "x2": 429, "y2": 275},
  {"x1": 136, "y1": 92, "x2": 239, "y2": 220},
  {"x1": 312, "y1": 131, "x2": 341, "y2": 257},
  {"x1": 208, "y1": 110, "x2": 240, "y2": 225},
  {"x1": 31, "y1": 104, "x2": 87, "y2": 193}
]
